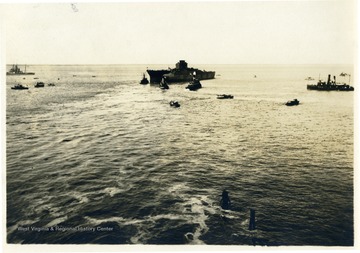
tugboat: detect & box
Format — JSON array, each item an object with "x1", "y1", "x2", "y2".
[
  {"x1": 140, "y1": 73, "x2": 149, "y2": 84},
  {"x1": 185, "y1": 78, "x2": 202, "y2": 91},
  {"x1": 11, "y1": 84, "x2": 29, "y2": 90},
  {"x1": 169, "y1": 100, "x2": 180, "y2": 108},
  {"x1": 159, "y1": 77, "x2": 169, "y2": 90},
  {"x1": 285, "y1": 99, "x2": 300, "y2": 106},
  {"x1": 147, "y1": 60, "x2": 215, "y2": 84},
  {"x1": 34, "y1": 82, "x2": 45, "y2": 88},
  {"x1": 307, "y1": 74, "x2": 354, "y2": 91},
  {"x1": 217, "y1": 94, "x2": 234, "y2": 99},
  {"x1": 7, "y1": 64, "x2": 35, "y2": 75}
]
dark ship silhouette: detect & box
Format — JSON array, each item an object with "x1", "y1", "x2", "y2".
[
  {"x1": 307, "y1": 74, "x2": 354, "y2": 91},
  {"x1": 140, "y1": 73, "x2": 149, "y2": 84},
  {"x1": 185, "y1": 78, "x2": 202, "y2": 91},
  {"x1": 147, "y1": 60, "x2": 215, "y2": 84},
  {"x1": 11, "y1": 84, "x2": 29, "y2": 90},
  {"x1": 159, "y1": 77, "x2": 169, "y2": 90},
  {"x1": 285, "y1": 99, "x2": 300, "y2": 106},
  {"x1": 7, "y1": 64, "x2": 35, "y2": 75}
]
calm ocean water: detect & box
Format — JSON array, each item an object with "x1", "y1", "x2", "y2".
[{"x1": 6, "y1": 64, "x2": 354, "y2": 245}]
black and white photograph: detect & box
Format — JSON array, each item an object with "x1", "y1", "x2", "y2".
[{"x1": 1, "y1": 0, "x2": 358, "y2": 252}]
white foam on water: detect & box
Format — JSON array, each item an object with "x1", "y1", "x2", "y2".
[
  {"x1": 179, "y1": 195, "x2": 220, "y2": 245},
  {"x1": 166, "y1": 183, "x2": 224, "y2": 244},
  {"x1": 7, "y1": 219, "x2": 40, "y2": 234},
  {"x1": 147, "y1": 213, "x2": 187, "y2": 221},
  {"x1": 71, "y1": 191, "x2": 90, "y2": 204},
  {"x1": 45, "y1": 216, "x2": 68, "y2": 227},
  {"x1": 101, "y1": 187, "x2": 124, "y2": 197},
  {"x1": 167, "y1": 183, "x2": 190, "y2": 194},
  {"x1": 83, "y1": 186, "x2": 234, "y2": 244},
  {"x1": 86, "y1": 216, "x2": 148, "y2": 227},
  {"x1": 130, "y1": 226, "x2": 149, "y2": 244},
  {"x1": 85, "y1": 216, "x2": 127, "y2": 225},
  {"x1": 241, "y1": 218, "x2": 249, "y2": 227},
  {"x1": 85, "y1": 215, "x2": 153, "y2": 244}
]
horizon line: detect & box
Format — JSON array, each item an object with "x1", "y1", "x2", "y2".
[{"x1": 4, "y1": 63, "x2": 355, "y2": 66}]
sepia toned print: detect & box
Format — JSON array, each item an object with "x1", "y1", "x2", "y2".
[{"x1": 2, "y1": 1, "x2": 356, "y2": 250}]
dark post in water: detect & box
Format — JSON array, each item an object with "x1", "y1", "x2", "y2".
[{"x1": 249, "y1": 209, "x2": 256, "y2": 230}]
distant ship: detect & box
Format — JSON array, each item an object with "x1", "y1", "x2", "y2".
[
  {"x1": 11, "y1": 84, "x2": 29, "y2": 90},
  {"x1": 307, "y1": 74, "x2": 354, "y2": 91},
  {"x1": 6, "y1": 64, "x2": 35, "y2": 75},
  {"x1": 147, "y1": 60, "x2": 215, "y2": 84},
  {"x1": 217, "y1": 94, "x2": 234, "y2": 99},
  {"x1": 34, "y1": 82, "x2": 45, "y2": 88}
]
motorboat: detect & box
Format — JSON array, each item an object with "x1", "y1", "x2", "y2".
[
  {"x1": 34, "y1": 82, "x2": 45, "y2": 88},
  {"x1": 285, "y1": 99, "x2": 300, "y2": 106},
  {"x1": 11, "y1": 84, "x2": 29, "y2": 90},
  {"x1": 217, "y1": 94, "x2": 234, "y2": 99},
  {"x1": 185, "y1": 78, "x2": 202, "y2": 91},
  {"x1": 169, "y1": 101, "x2": 180, "y2": 108},
  {"x1": 159, "y1": 77, "x2": 169, "y2": 89}
]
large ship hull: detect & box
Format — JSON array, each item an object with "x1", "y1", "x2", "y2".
[
  {"x1": 146, "y1": 60, "x2": 215, "y2": 84},
  {"x1": 146, "y1": 70, "x2": 171, "y2": 84},
  {"x1": 164, "y1": 69, "x2": 215, "y2": 83},
  {"x1": 307, "y1": 84, "x2": 354, "y2": 91}
]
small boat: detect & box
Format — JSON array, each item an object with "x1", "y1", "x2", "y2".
[
  {"x1": 140, "y1": 73, "x2": 149, "y2": 84},
  {"x1": 285, "y1": 99, "x2": 300, "y2": 106},
  {"x1": 170, "y1": 100, "x2": 180, "y2": 108},
  {"x1": 217, "y1": 94, "x2": 234, "y2": 99},
  {"x1": 11, "y1": 84, "x2": 29, "y2": 90},
  {"x1": 34, "y1": 82, "x2": 45, "y2": 88},
  {"x1": 48, "y1": 83, "x2": 55, "y2": 86},
  {"x1": 185, "y1": 78, "x2": 202, "y2": 91},
  {"x1": 305, "y1": 77, "x2": 314, "y2": 81},
  {"x1": 159, "y1": 77, "x2": 169, "y2": 90}
]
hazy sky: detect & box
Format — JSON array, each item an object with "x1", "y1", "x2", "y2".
[{"x1": 1, "y1": 0, "x2": 356, "y2": 64}]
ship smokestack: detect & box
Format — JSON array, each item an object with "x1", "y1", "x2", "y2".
[
  {"x1": 334, "y1": 76, "x2": 336, "y2": 83},
  {"x1": 327, "y1": 74, "x2": 331, "y2": 85}
]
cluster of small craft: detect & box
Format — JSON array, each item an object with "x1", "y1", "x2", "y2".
[
  {"x1": 142, "y1": 76, "x2": 354, "y2": 109},
  {"x1": 9, "y1": 64, "x2": 354, "y2": 108},
  {"x1": 140, "y1": 74, "x2": 234, "y2": 108},
  {"x1": 8, "y1": 65, "x2": 56, "y2": 90},
  {"x1": 11, "y1": 82, "x2": 55, "y2": 90}
]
